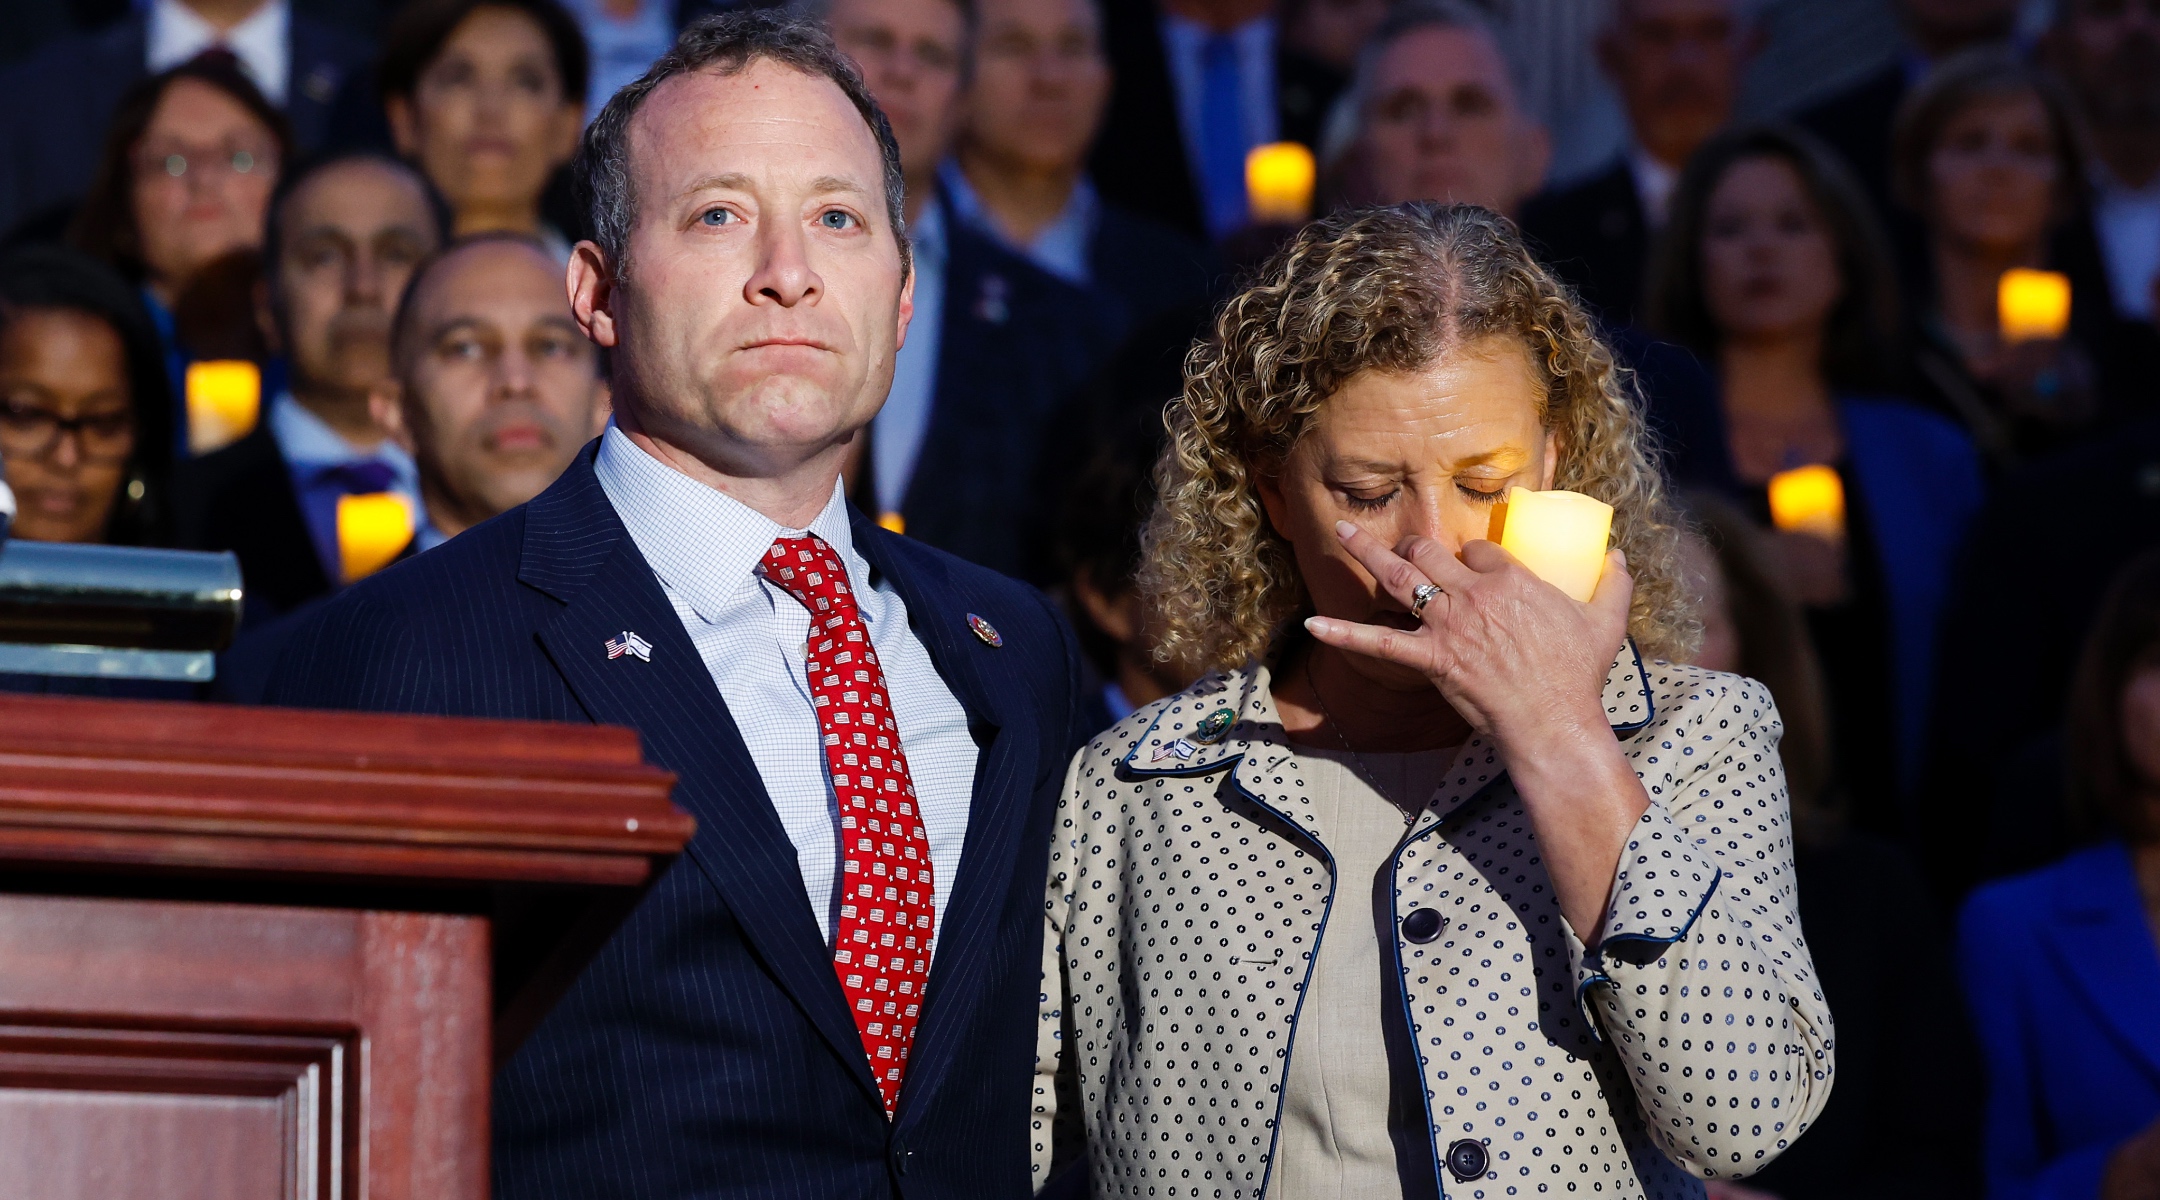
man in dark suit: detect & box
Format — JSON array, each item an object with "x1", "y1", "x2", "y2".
[
  {"x1": 178, "y1": 151, "x2": 446, "y2": 623},
  {"x1": 1088, "y1": 0, "x2": 1343, "y2": 242},
  {"x1": 0, "y1": 0, "x2": 372, "y2": 237},
  {"x1": 1519, "y1": 0, "x2": 1754, "y2": 329},
  {"x1": 1793, "y1": 0, "x2": 2018, "y2": 226},
  {"x1": 825, "y1": 0, "x2": 1121, "y2": 577},
  {"x1": 266, "y1": 13, "x2": 1085, "y2": 1198},
  {"x1": 944, "y1": 0, "x2": 1222, "y2": 333}
]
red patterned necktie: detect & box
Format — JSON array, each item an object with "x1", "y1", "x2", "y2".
[{"x1": 763, "y1": 534, "x2": 934, "y2": 1116}]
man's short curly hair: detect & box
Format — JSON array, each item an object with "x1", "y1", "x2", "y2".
[{"x1": 1139, "y1": 202, "x2": 1694, "y2": 674}]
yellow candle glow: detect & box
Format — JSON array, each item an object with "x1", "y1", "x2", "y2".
[
  {"x1": 337, "y1": 492, "x2": 413, "y2": 583},
  {"x1": 1489, "y1": 487, "x2": 1612, "y2": 603},
  {"x1": 185, "y1": 359, "x2": 260, "y2": 455},
  {"x1": 1767, "y1": 463, "x2": 1845, "y2": 540},
  {"x1": 1998, "y1": 267, "x2": 2071, "y2": 342},
  {"x1": 1246, "y1": 142, "x2": 1315, "y2": 224}
]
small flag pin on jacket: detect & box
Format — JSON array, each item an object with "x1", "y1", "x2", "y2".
[
  {"x1": 966, "y1": 613, "x2": 1003, "y2": 647},
  {"x1": 605, "y1": 631, "x2": 652, "y2": 662}
]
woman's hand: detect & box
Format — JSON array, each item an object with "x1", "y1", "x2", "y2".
[
  {"x1": 1305, "y1": 522, "x2": 1651, "y2": 941},
  {"x1": 2103, "y1": 1115, "x2": 2160, "y2": 1200},
  {"x1": 1304, "y1": 521, "x2": 1631, "y2": 752}
]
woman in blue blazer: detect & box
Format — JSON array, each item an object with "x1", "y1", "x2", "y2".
[
  {"x1": 1638, "y1": 124, "x2": 1985, "y2": 835},
  {"x1": 1960, "y1": 549, "x2": 2160, "y2": 1199}
]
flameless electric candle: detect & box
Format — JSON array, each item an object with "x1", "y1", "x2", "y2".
[
  {"x1": 1489, "y1": 487, "x2": 1612, "y2": 603},
  {"x1": 1998, "y1": 268, "x2": 2071, "y2": 343},
  {"x1": 1246, "y1": 142, "x2": 1315, "y2": 224},
  {"x1": 337, "y1": 492, "x2": 413, "y2": 583},
  {"x1": 1767, "y1": 464, "x2": 1845, "y2": 540},
  {"x1": 185, "y1": 359, "x2": 260, "y2": 455}
]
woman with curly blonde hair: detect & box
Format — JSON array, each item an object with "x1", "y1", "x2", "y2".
[{"x1": 1032, "y1": 203, "x2": 1833, "y2": 1199}]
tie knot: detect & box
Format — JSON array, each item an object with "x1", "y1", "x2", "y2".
[{"x1": 765, "y1": 534, "x2": 854, "y2": 613}]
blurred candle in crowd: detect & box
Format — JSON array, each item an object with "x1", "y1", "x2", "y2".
[
  {"x1": 1768, "y1": 463, "x2": 1846, "y2": 541},
  {"x1": 1490, "y1": 487, "x2": 1612, "y2": 603},
  {"x1": 1998, "y1": 268, "x2": 2071, "y2": 343},
  {"x1": 1246, "y1": 142, "x2": 1315, "y2": 224},
  {"x1": 337, "y1": 492, "x2": 413, "y2": 583},
  {"x1": 186, "y1": 359, "x2": 260, "y2": 455}
]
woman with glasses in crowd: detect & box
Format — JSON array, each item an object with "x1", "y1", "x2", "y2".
[
  {"x1": 1030, "y1": 203, "x2": 1832, "y2": 1199},
  {"x1": 1643, "y1": 124, "x2": 1983, "y2": 837},
  {"x1": 67, "y1": 53, "x2": 290, "y2": 452},
  {"x1": 0, "y1": 245, "x2": 174, "y2": 550}
]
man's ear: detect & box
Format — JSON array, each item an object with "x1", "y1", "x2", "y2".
[
  {"x1": 568, "y1": 241, "x2": 620, "y2": 349},
  {"x1": 894, "y1": 256, "x2": 917, "y2": 350},
  {"x1": 385, "y1": 94, "x2": 418, "y2": 158},
  {"x1": 253, "y1": 273, "x2": 281, "y2": 356},
  {"x1": 369, "y1": 379, "x2": 414, "y2": 454}
]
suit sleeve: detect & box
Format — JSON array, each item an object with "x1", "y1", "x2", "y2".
[{"x1": 1565, "y1": 675, "x2": 1836, "y2": 1180}]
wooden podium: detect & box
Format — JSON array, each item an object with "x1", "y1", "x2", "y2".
[{"x1": 0, "y1": 693, "x2": 693, "y2": 1200}]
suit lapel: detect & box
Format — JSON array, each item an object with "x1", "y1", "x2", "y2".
[
  {"x1": 849, "y1": 515, "x2": 1042, "y2": 1120},
  {"x1": 519, "y1": 455, "x2": 881, "y2": 1105},
  {"x1": 2042, "y1": 845, "x2": 2160, "y2": 1081}
]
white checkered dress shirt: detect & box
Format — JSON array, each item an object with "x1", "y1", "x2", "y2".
[{"x1": 593, "y1": 425, "x2": 978, "y2": 955}]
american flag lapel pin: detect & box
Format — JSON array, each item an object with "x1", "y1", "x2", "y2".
[{"x1": 605, "y1": 631, "x2": 653, "y2": 662}]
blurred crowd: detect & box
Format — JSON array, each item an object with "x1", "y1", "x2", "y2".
[{"x1": 2, "y1": 0, "x2": 2160, "y2": 1195}]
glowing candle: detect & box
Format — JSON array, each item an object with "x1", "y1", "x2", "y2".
[
  {"x1": 878, "y1": 510, "x2": 906, "y2": 535},
  {"x1": 1998, "y1": 268, "x2": 2071, "y2": 343},
  {"x1": 1489, "y1": 487, "x2": 1612, "y2": 603},
  {"x1": 1767, "y1": 464, "x2": 1845, "y2": 541},
  {"x1": 185, "y1": 359, "x2": 261, "y2": 455},
  {"x1": 1246, "y1": 142, "x2": 1315, "y2": 225},
  {"x1": 337, "y1": 492, "x2": 413, "y2": 583}
]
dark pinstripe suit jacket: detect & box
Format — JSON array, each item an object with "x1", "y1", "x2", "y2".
[{"x1": 264, "y1": 443, "x2": 1088, "y2": 1199}]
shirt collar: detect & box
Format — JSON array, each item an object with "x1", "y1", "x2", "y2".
[
  {"x1": 269, "y1": 390, "x2": 412, "y2": 470},
  {"x1": 148, "y1": 0, "x2": 290, "y2": 105},
  {"x1": 908, "y1": 196, "x2": 948, "y2": 270},
  {"x1": 1625, "y1": 145, "x2": 1680, "y2": 228},
  {"x1": 591, "y1": 423, "x2": 859, "y2": 625},
  {"x1": 937, "y1": 159, "x2": 1098, "y2": 284}
]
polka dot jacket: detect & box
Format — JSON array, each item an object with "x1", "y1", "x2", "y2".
[{"x1": 1031, "y1": 644, "x2": 1834, "y2": 1198}]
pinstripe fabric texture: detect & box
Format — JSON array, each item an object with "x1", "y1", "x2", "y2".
[
  {"x1": 265, "y1": 442, "x2": 1089, "y2": 1200},
  {"x1": 592, "y1": 427, "x2": 978, "y2": 953}
]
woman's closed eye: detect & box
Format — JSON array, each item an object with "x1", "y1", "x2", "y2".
[
  {"x1": 1456, "y1": 478, "x2": 1509, "y2": 502},
  {"x1": 1340, "y1": 486, "x2": 1398, "y2": 512}
]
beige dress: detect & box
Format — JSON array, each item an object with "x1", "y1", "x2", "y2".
[{"x1": 1271, "y1": 745, "x2": 1458, "y2": 1200}]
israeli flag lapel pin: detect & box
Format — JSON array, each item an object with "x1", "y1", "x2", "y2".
[{"x1": 605, "y1": 631, "x2": 653, "y2": 662}]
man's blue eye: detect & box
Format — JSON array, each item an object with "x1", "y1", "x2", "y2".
[
  {"x1": 821, "y1": 210, "x2": 856, "y2": 230},
  {"x1": 702, "y1": 208, "x2": 732, "y2": 226}
]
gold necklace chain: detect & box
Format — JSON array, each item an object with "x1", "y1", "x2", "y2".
[{"x1": 1304, "y1": 657, "x2": 1419, "y2": 827}]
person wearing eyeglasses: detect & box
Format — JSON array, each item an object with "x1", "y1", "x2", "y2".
[
  {"x1": 0, "y1": 245, "x2": 176, "y2": 549},
  {"x1": 65, "y1": 53, "x2": 293, "y2": 448}
]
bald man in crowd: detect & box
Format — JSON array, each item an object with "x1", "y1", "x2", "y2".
[
  {"x1": 1323, "y1": 0, "x2": 1550, "y2": 219},
  {"x1": 370, "y1": 234, "x2": 610, "y2": 551}
]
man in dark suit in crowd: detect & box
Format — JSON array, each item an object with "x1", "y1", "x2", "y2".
[
  {"x1": 2047, "y1": 0, "x2": 2160, "y2": 330},
  {"x1": 1088, "y1": 0, "x2": 1344, "y2": 242},
  {"x1": 178, "y1": 152, "x2": 445, "y2": 623},
  {"x1": 944, "y1": 0, "x2": 1221, "y2": 333},
  {"x1": 1794, "y1": 0, "x2": 2018, "y2": 224},
  {"x1": 1519, "y1": 0, "x2": 1754, "y2": 329},
  {"x1": 266, "y1": 13, "x2": 1085, "y2": 1197},
  {"x1": 822, "y1": 0, "x2": 1119, "y2": 577},
  {"x1": 0, "y1": 0, "x2": 373, "y2": 237}
]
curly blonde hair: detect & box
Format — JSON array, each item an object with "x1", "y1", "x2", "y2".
[{"x1": 1140, "y1": 202, "x2": 1694, "y2": 674}]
